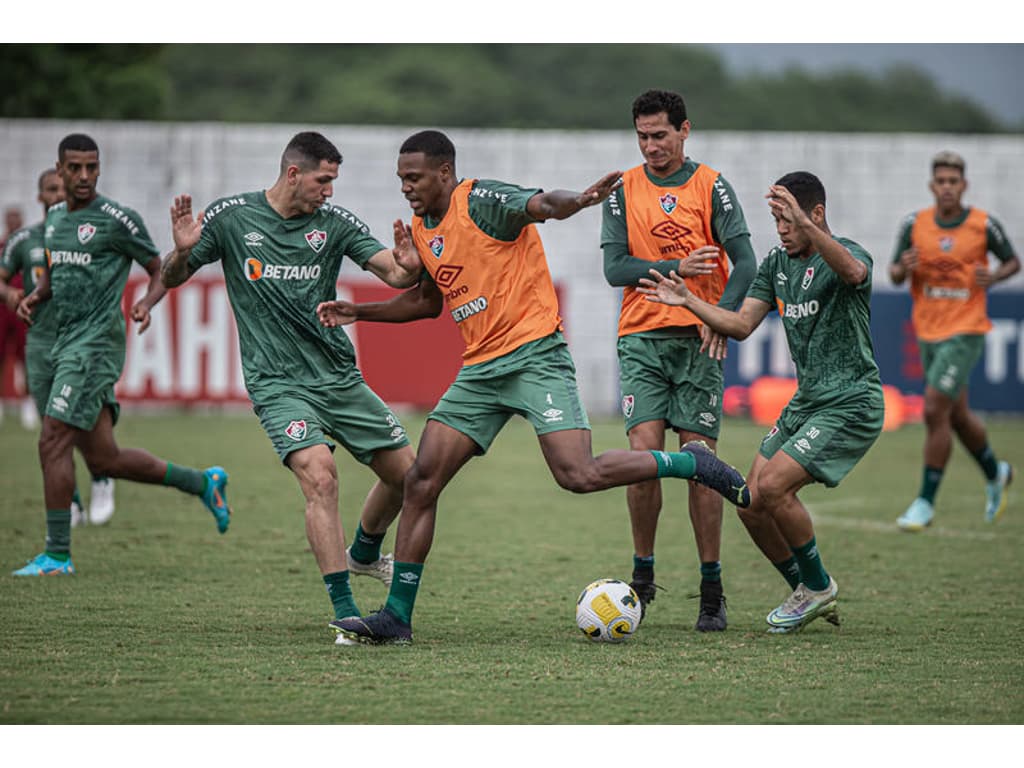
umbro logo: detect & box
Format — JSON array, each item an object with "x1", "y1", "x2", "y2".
[
  {"x1": 776, "y1": 272, "x2": 788, "y2": 284},
  {"x1": 398, "y1": 571, "x2": 419, "y2": 585},
  {"x1": 244, "y1": 232, "x2": 264, "y2": 247}
]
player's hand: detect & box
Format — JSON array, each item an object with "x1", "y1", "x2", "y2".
[
  {"x1": 316, "y1": 299, "x2": 358, "y2": 327},
  {"x1": 392, "y1": 219, "x2": 421, "y2": 274},
  {"x1": 130, "y1": 302, "x2": 153, "y2": 334},
  {"x1": 700, "y1": 325, "x2": 728, "y2": 361},
  {"x1": 578, "y1": 171, "x2": 624, "y2": 208},
  {"x1": 637, "y1": 268, "x2": 690, "y2": 306},
  {"x1": 899, "y1": 246, "x2": 920, "y2": 273},
  {"x1": 677, "y1": 246, "x2": 721, "y2": 278},
  {"x1": 170, "y1": 194, "x2": 204, "y2": 251},
  {"x1": 3, "y1": 286, "x2": 24, "y2": 311},
  {"x1": 766, "y1": 184, "x2": 812, "y2": 230},
  {"x1": 16, "y1": 290, "x2": 40, "y2": 325},
  {"x1": 975, "y1": 264, "x2": 997, "y2": 287}
]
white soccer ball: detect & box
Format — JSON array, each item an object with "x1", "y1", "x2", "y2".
[{"x1": 575, "y1": 578, "x2": 643, "y2": 643}]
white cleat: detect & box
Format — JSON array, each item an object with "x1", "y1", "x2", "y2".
[
  {"x1": 346, "y1": 547, "x2": 394, "y2": 587},
  {"x1": 89, "y1": 477, "x2": 116, "y2": 525},
  {"x1": 70, "y1": 498, "x2": 89, "y2": 528}
]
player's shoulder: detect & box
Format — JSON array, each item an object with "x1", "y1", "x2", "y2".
[
  {"x1": 200, "y1": 191, "x2": 260, "y2": 227},
  {"x1": 836, "y1": 236, "x2": 872, "y2": 262},
  {"x1": 3, "y1": 224, "x2": 38, "y2": 252},
  {"x1": 94, "y1": 194, "x2": 149, "y2": 237},
  {"x1": 316, "y1": 202, "x2": 372, "y2": 235}
]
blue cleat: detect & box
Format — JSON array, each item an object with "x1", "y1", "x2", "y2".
[
  {"x1": 202, "y1": 466, "x2": 231, "y2": 534},
  {"x1": 985, "y1": 461, "x2": 1013, "y2": 523},
  {"x1": 682, "y1": 440, "x2": 751, "y2": 508},
  {"x1": 330, "y1": 607, "x2": 413, "y2": 645},
  {"x1": 12, "y1": 552, "x2": 76, "y2": 576}
]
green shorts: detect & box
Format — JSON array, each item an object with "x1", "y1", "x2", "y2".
[
  {"x1": 430, "y1": 333, "x2": 590, "y2": 455},
  {"x1": 617, "y1": 334, "x2": 723, "y2": 438},
  {"x1": 758, "y1": 391, "x2": 883, "y2": 488},
  {"x1": 44, "y1": 342, "x2": 122, "y2": 430},
  {"x1": 919, "y1": 334, "x2": 984, "y2": 398},
  {"x1": 253, "y1": 379, "x2": 409, "y2": 465},
  {"x1": 25, "y1": 335, "x2": 57, "y2": 419}
]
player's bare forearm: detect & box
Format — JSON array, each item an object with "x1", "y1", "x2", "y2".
[
  {"x1": 807, "y1": 228, "x2": 867, "y2": 286},
  {"x1": 161, "y1": 248, "x2": 191, "y2": 288},
  {"x1": 139, "y1": 266, "x2": 168, "y2": 311}
]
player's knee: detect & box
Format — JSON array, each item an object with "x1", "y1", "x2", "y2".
[
  {"x1": 37, "y1": 423, "x2": 73, "y2": 465},
  {"x1": 755, "y1": 473, "x2": 790, "y2": 509},
  {"x1": 404, "y1": 462, "x2": 444, "y2": 505},
  {"x1": 551, "y1": 465, "x2": 599, "y2": 494}
]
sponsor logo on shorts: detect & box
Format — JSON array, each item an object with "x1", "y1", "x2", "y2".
[
  {"x1": 51, "y1": 396, "x2": 68, "y2": 413},
  {"x1": 762, "y1": 425, "x2": 780, "y2": 445},
  {"x1": 77, "y1": 223, "x2": 96, "y2": 244},
  {"x1": 699, "y1": 411, "x2": 717, "y2": 428},
  {"x1": 305, "y1": 229, "x2": 327, "y2": 253},
  {"x1": 543, "y1": 408, "x2": 564, "y2": 423},
  {"x1": 244, "y1": 232, "x2": 264, "y2": 247},
  {"x1": 622, "y1": 394, "x2": 634, "y2": 418},
  {"x1": 285, "y1": 420, "x2": 307, "y2": 441},
  {"x1": 659, "y1": 193, "x2": 678, "y2": 214},
  {"x1": 794, "y1": 437, "x2": 812, "y2": 454},
  {"x1": 429, "y1": 235, "x2": 444, "y2": 258},
  {"x1": 801, "y1": 266, "x2": 815, "y2": 290},
  {"x1": 390, "y1": 427, "x2": 406, "y2": 441}
]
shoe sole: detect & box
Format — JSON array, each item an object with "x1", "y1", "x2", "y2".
[
  {"x1": 897, "y1": 520, "x2": 931, "y2": 532},
  {"x1": 338, "y1": 629, "x2": 412, "y2": 646},
  {"x1": 988, "y1": 464, "x2": 1013, "y2": 523}
]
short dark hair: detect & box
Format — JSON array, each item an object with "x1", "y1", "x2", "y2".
[
  {"x1": 931, "y1": 150, "x2": 965, "y2": 176},
  {"x1": 775, "y1": 171, "x2": 826, "y2": 213},
  {"x1": 632, "y1": 90, "x2": 687, "y2": 129},
  {"x1": 281, "y1": 132, "x2": 342, "y2": 173},
  {"x1": 58, "y1": 133, "x2": 99, "y2": 161},
  {"x1": 400, "y1": 130, "x2": 456, "y2": 167},
  {"x1": 37, "y1": 168, "x2": 59, "y2": 191}
]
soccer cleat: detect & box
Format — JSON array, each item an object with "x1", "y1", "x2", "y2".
[
  {"x1": 330, "y1": 607, "x2": 413, "y2": 645},
  {"x1": 766, "y1": 577, "x2": 839, "y2": 632},
  {"x1": 695, "y1": 579, "x2": 727, "y2": 632},
  {"x1": 70, "y1": 498, "x2": 88, "y2": 528},
  {"x1": 346, "y1": 546, "x2": 394, "y2": 587},
  {"x1": 331, "y1": 617, "x2": 359, "y2": 646},
  {"x1": 767, "y1": 601, "x2": 840, "y2": 634},
  {"x1": 201, "y1": 466, "x2": 231, "y2": 534},
  {"x1": 682, "y1": 440, "x2": 751, "y2": 508},
  {"x1": 897, "y1": 497, "x2": 934, "y2": 531},
  {"x1": 629, "y1": 578, "x2": 663, "y2": 623},
  {"x1": 12, "y1": 552, "x2": 76, "y2": 576},
  {"x1": 89, "y1": 477, "x2": 116, "y2": 526},
  {"x1": 985, "y1": 461, "x2": 1013, "y2": 523}
]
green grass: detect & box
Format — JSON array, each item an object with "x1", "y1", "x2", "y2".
[{"x1": 1, "y1": 410, "x2": 1022, "y2": 725}]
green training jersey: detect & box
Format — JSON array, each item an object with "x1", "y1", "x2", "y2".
[
  {"x1": 44, "y1": 195, "x2": 160, "y2": 351},
  {"x1": 1, "y1": 222, "x2": 58, "y2": 345},
  {"x1": 187, "y1": 191, "x2": 388, "y2": 393},
  {"x1": 747, "y1": 237, "x2": 882, "y2": 410}
]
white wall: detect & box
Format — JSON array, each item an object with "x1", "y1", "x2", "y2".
[{"x1": 3, "y1": 120, "x2": 1021, "y2": 413}]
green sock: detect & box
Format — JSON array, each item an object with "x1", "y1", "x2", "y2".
[
  {"x1": 773, "y1": 556, "x2": 801, "y2": 590},
  {"x1": 323, "y1": 571, "x2": 360, "y2": 620},
  {"x1": 918, "y1": 466, "x2": 944, "y2": 504},
  {"x1": 91, "y1": 473, "x2": 111, "y2": 483},
  {"x1": 970, "y1": 444, "x2": 999, "y2": 482},
  {"x1": 792, "y1": 537, "x2": 829, "y2": 592},
  {"x1": 71, "y1": 488, "x2": 83, "y2": 509},
  {"x1": 348, "y1": 523, "x2": 384, "y2": 565},
  {"x1": 45, "y1": 509, "x2": 72, "y2": 559},
  {"x1": 700, "y1": 561, "x2": 722, "y2": 583},
  {"x1": 385, "y1": 561, "x2": 424, "y2": 625},
  {"x1": 163, "y1": 463, "x2": 206, "y2": 496},
  {"x1": 650, "y1": 450, "x2": 697, "y2": 479},
  {"x1": 632, "y1": 554, "x2": 654, "y2": 582}
]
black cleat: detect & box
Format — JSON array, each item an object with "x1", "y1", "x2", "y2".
[
  {"x1": 694, "y1": 579, "x2": 727, "y2": 632},
  {"x1": 683, "y1": 440, "x2": 751, "y2": 508},
  {"x1": 330, "y1": 607, "x2": 413, "y2": 645},
  {"x1": 629, "y1": 578, "x2": 664, "y2": 623}
]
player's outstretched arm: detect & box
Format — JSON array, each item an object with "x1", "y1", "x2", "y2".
[
  {"x1": 162, "y1": 195, "x2": 204, "y2": 288},
  {"x1": 317, "y1": 278, "x2": 443, "y2": 328},
  {"x1": 527, "y1": 171, "x2": 624, "y2": 221},
  {"x1": 638, "y1": 269, "x2": 769, "y2": 340},
  {"x1": 363, "y1": 220, "x2": 424, "y2": 289}
]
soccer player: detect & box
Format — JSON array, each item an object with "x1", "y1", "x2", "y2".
[
  {"x1": 12, "y1": 133, "x2": 230, "y2": 577},
  {"x1": 160, "y1": 131, "x2": 422, "y2": 643},
  {"x1": 639, "y1": 171, "x2": 883, "y2": 633},
  {"x1": 0, "y1": 169, "x2": 116, "y2": 527},
  {"x1": 889, "y1": 150, "x2": 1019, "y2": 531},
  {"x1": 601, "y1": 89, "x2": 757, "y2": 630},
  {"x1": 322, "y1": 129, "x2": 751, "y2": 645}
]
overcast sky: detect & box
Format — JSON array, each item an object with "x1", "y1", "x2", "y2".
[{"x1": 705, "y1": 44, "x2": 1023, "y2": 126}]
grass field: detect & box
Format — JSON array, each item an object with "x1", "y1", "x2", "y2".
[{"x1": 1, "y1": 409, "x2": 1022, "y2": 735}]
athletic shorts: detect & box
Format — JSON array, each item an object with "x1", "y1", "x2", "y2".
[
  {"x1": 617, "y1": 334, "x2": 723, "y2": 438},
  {"x1": 24, "y1": 335, "x2": 57, "y2": 418},
  {"x1": 253, "y1": 379, "x2": 409, "y2": 465},
  {"x1": 429, "y1": 334, "x2": 590, "y2": 455},
  {"x1": 758, "y1": 390, "x2": 883, "y2": 488},
  {"x1": 918, "y1": 334, "x2": 984, "y2": 399},
  {"x1": 44, "y1": 342, "x2": 122, "y2": 430}
]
